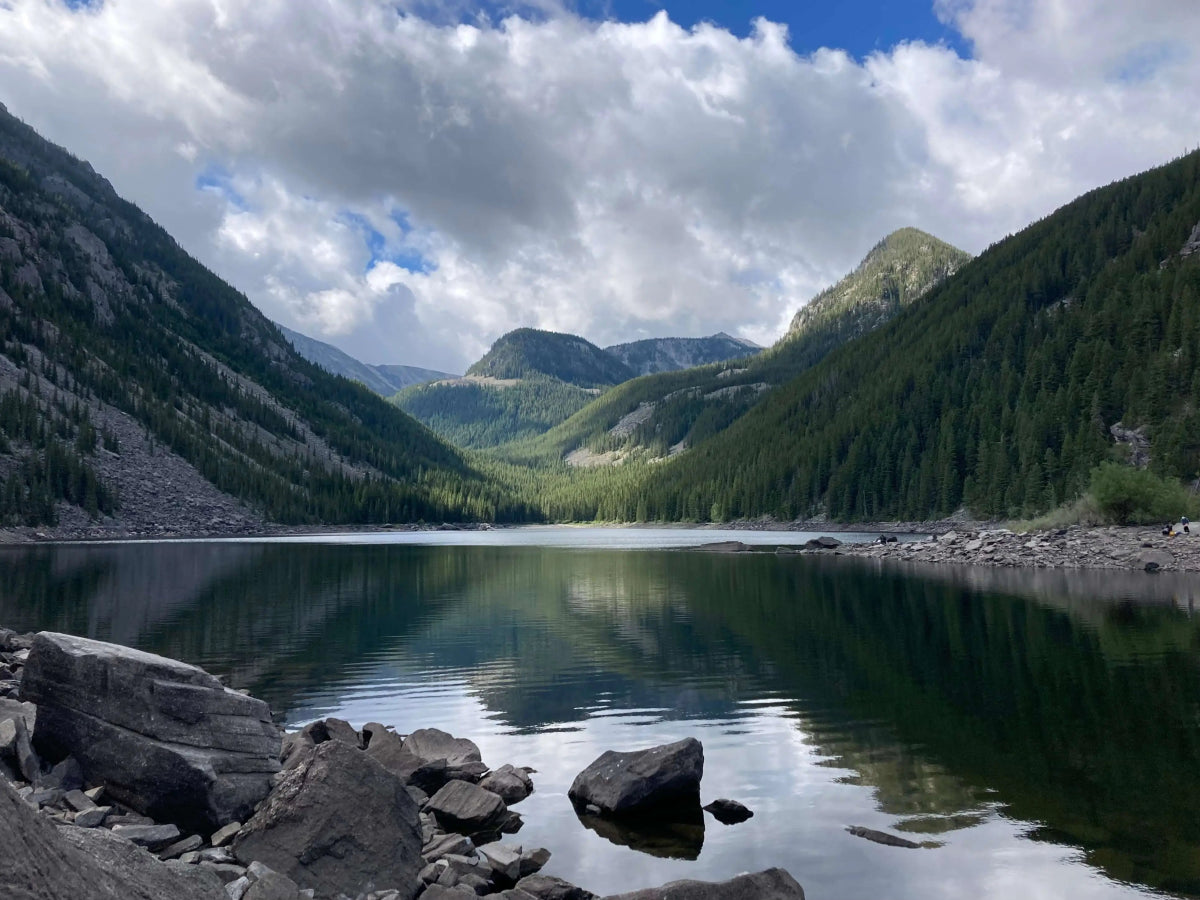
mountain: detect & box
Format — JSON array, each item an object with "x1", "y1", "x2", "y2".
[
  {"x1": 535, "y1": 149, "x2": 1200, "y2": 522},
  {"x1": 604, "y1": 333, "x2": 761, "y2": 376},
  {"x1": 0, "y1": 102, "x2": 518, "y2": 528},
  {"x1": 497, "y1": 228, "x2": 969, "y2": 468},
  {"x1": 276, "y1": 324, "x2": 455, "y2": 396},
  {"x1": 394, "y1": 377, "x2": 598, "y2": 449},
  {"x1": 466, "y1": 328, "x2": 635, "y2": 388}
]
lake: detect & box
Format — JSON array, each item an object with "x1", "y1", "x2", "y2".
[{"x1": 1, "y1": 528, "x2": 1198, "y2": 900}]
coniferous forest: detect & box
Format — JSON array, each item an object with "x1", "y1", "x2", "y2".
[{"x1": 1, "y1": 98, "x2": 1199, "y2": 527}]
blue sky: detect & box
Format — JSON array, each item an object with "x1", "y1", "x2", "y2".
[{"x1": 571, "y1": 0, "x2": 969, "y2": 57}]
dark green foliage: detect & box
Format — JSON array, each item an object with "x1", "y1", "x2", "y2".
[
  {"x1": 505, "y1": 150, "x2": 1200, "y2": 523},
  {"x1": 395, "y1": 377, "x2": 595, "y2": 448},
  {"x1": 467, "y1": 328, "x2": 635, "y2": 387},
  {"x1": 1087, "y1": 463, "x2": 1197, "y2": 525}
]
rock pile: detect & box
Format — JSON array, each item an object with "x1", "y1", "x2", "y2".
[
  {"x1": 841, "y1": 526, "x2": 1200, "y2": 572},
  {"x1": 1, "y1": 630, "x2": 801, "y2": 900}
]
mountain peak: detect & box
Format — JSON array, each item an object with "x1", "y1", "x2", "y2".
[{"x1": 784, "y1": 228, "x2": 970, "y2": 343}]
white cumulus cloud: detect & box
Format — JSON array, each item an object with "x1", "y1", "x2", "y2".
[{"x1": 0, "y1": 0, "x2": 1197, "y2": 370}]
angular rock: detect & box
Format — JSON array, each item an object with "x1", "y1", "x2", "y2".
[
  {"x1": 420, "y1": 886, "x2": 477, "y2": 900},
  {"x1": 232, "y1": 740, "x2": 423, "y2": 900},
  {"x1": 226, "y1": 876, "x2": 252, "y2": 900},
  {"x1": 64, "y1": 788, "x2": 97, "y2": 812},
  {"x1": 846, "y1": 825, "x2": 921, "y2": 849},
  {"x1": 0, "y1": 776, "x2": 226, "y2": 900},
  {"x1": 703, "y1": 799, "x2": 753, "y2": 825},
  {"x1": 519, "y1": 848, "x2": 551, "y2": 878},
  {"x1": 479, "y1": 764, "x2": 534, "y2": 804},
  {"x1": 279, "y1": 732, "x2": 316, "y2": 771},
  {"x1": 21, "y1": 632, "x2": 281, "y2": 832},
  {"x1": 300, "y1": 718, "x2": 361, "y2": 749},
  {"x1": 0, "y1": 697, "x2": 36, "y2": 732},
  {"x1": 361, "y1": 722, "x2": 391, "y2": 747},
  {"x1": 423, "y1": 832, "x2": 475, "y2": 863},
  {"x1": 368, "y1": 728, "x2": 449, "y2": 792},
  {"x1": 73, "y1": 805, "x2": 111, "y2": 828},
  {"x1": 404, "y1": 728, "x2": 482, "y2": 766},
  {"x1": 479, "y1": 842, "x2": 523, "y2": 882},
  {"x1": 568, "y1": 738, "x2": 703, "y2": 815},
  {"x1": 161, "y1": 834, "x2": 205, "y2": 859},
  {"x1": 602, "y1": 869, "x2": 804, "y2": 900},
  {"x1": 446, "y1": 761, "x2": 490, "y2": 783},
  {"x1": 211, "y1": 821, "x2": 242, "y2": 847},
  {"x1": 10, "y1": 714, "x2": 41, "y2": 783},
  {"x1": 244, "y1": 868, "x2": 301, "y2": 900},
  {"x1": 112, "y1": 823, "x2": 183, "y2": 850},
  {"x1": 38, "y1": 756, "x2": 84, "y2": 792},
  {"x1": 426, "y1": 779, "x2": 509, "y2": 834},
  {"x1": 513, "y1": 875, "x2": 596, "y2": 900}
]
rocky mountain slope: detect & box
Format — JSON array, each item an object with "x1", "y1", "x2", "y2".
[
  {"x1": 277, "y1": 325, "x2": 455, "y2": 397},
  {"x1": 604, "y1": 333, "x2": 761, "y2": 376},
  {"x1": 0, "y1": 103, "x2": 516, "y2": 530}
]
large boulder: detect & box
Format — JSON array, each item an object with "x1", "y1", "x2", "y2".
[
  {"x1": 232, "y1": 740, "x2": 424, "y2": 900},
  {"x1": 404, "y1": 728, "x2": 482, "y2": 766},
  {"x1": 602, "y1": 869, "x2": 804, "y2": 900},
  {"x1": 568, "y1": 738, "x2": 703, "y2": 815},
  {"x1": 426, "y1": 779, "x2": 510, "y2": 834},
  {"x1": 0, "y1": 777, "x2": 226, "y2": 900},
  {"x1": 367, "y1": 727, "x2": 449, "y2": 792},
  {"x1": 20, "y1": 632, "x2": 280, "y2": 832}
]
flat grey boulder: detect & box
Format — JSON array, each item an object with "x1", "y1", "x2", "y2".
[
  {"x1": 0, "y1": 776, "x2": 226, "y2": 900},
  {"x1": 404, "y1": 727, "x2": 482, "y2": 767},
  {"x1": 426, "y1": 779, "x2": 509, "y2": 834},
  {"x1": 603, "y1": 869, "x2": 804, "y2": 900},
  {"x1": 232, "y1": 740, "x2": 423, "y2": 900},
  {"x1": 568, "y1": 738, "x2": 703, "y2": 815},
  {"x1": 21, "y1": 632, "x2": 281, "y2": 832}
]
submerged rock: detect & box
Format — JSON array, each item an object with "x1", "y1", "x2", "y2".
[
  {"x1": 846, "y1": 825, "x2": 921, "y2": 849},
  {"x1": 568, "y1": 738, "x2": 703, "y2": 815},
  {"x1": 21, "y1": 632, "x2": 280, "y2": 832},
  {"x1": 602, "y1": 868, "x2": 804, "y2": 900}
]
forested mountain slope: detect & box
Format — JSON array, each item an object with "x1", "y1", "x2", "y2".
[
  {"x1": 277, "y1": 324, "x2": 454, "y2": 396},
  {"x1": 569, "y1": 150, "x2": 1200, "y2": 523},
  {"x1": 467, "y1": 328, "x2": 634, "y2": 387},
  {"x1": 0, "y1": 103, "x2": 518, "y2": 527},
  {"x1": 604, "y1": 333, "x2": 761, "y2": 376},
  {"x1": 496, "y1": 228, "x2": 968, "y2": 468}
]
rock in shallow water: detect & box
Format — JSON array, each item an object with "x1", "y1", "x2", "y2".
[
  {"x1": 702, "y1": 799, "x2": 753, "y2": 825},
  {"x1": 602, "y1": 868, "x2": 804, "y2": 900},
  {"x1": 20, "y1": 632, "x2": 280, "y2": 832},
  {"x1": 426, "y1": 779, "x2": 510, "y2": 835},
  {"x1": 568, "y1": 738, "x2": 703, "y2": 815}
]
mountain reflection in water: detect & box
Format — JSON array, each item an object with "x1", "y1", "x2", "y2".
[{"x1": 1, "y1": 536, "x2": 1198, "y2": 899}]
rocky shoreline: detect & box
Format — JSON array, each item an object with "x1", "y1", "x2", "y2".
[
  {"x1": 835, "y1": 525, "x2": 1200, "y2": 573},
  {"x1": 0, "y1": 628, "x2": 806, "y2": 900}
]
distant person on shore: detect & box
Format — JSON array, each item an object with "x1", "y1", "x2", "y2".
[{"x1": 1163, "y1": 517, "x2": 1190, "y2": 537}]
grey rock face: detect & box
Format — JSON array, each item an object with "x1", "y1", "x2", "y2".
[
  {"x1": 232, "y1": 740, "x2": 423, "y2": 900},
  {"x1": 0, "y1": 776, "x2": 226, "y2": 900},
  {"x1": 21, "y1": 632, "x2": 281, "y2": 832},
  {"x1": 404, "y1": 728, "x2": 483, "y2": 766},
  {"x1": 602, "y1": 869, "x2": 804, "y2": 900},
  {"x1": 426, "y1": 780, "x2": 509, "y2": 834},
  {"x1": 568, "y1": 738, "x2": 703, "y2": 815}
]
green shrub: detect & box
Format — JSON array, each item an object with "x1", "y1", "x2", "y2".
[{"x1": 1087, "y1": 462, "x2": 1198, "y2": 525}]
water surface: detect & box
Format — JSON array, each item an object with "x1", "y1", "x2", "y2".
[{"x1": 2, "y1": 530, "x2": 1198, "y2": 900}]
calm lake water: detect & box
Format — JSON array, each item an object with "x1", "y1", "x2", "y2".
[{"x1": 2, "y1": 528, "x2": 1200, "y2": 900}]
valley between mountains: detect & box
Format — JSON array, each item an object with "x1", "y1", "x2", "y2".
[{"x1": 1, "y1": 100, "x2": 1200, "y2": 543}]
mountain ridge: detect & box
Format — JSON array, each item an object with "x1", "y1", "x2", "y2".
[{"x1": 277, "y1": 324, "x2": 455, "y2": 396}]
